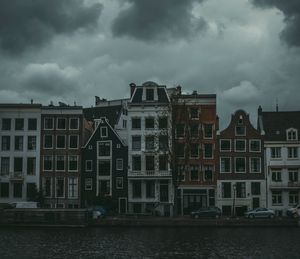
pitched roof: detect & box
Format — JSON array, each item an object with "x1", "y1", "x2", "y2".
[
  {"x1": 260, "y1": 111, "x2": 300, "y2": 141},
  {"x1": 83, "y1": 105, "x2": 122, "y2": 126}
]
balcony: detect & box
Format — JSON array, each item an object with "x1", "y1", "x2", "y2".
[
  {"x1": 269, "y1": 181, "x2": 300, "y2": 190},
  {"x1": 9, "y1": 172, "x2": 24, "y2": 181},
  {"x1": 129, "y1": 170, "x2": 172, "y2": 177}
]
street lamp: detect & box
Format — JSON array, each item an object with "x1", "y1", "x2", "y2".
[{"x1": 232, "y1": 183, "x2": 236, "y2": 217}]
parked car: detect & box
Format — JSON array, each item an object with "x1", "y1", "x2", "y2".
[
  {"x1": 244, "y1": 208, "x2": 275, "y2": 219},
  {"x1": 89, "y1": 206, "x2": 107, "y2": 219},
  {"x1": 286, "y1": 204, "x2": 300, "y2": 218},
  {"x1": 10, "y1": 202, "x2": 39, "y2": 209},
  {"x1": 191, "y1": 207, "x2": 222, "y2": 219}
]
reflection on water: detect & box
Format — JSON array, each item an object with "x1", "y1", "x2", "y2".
[{"x1": 0, "y1": 227, "x2": 299, "y2": 258}]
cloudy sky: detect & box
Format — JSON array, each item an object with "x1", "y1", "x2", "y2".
[{"x1": 0, "y1": 0, "x2": 299, "y2": 127}]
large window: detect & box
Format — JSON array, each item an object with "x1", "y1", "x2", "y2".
[
  {"x1": 27, "y1": 157, "x2": 36, "y2": 175},
  {"x1": 99, "y1": 180, "x2": 110, "y2": 195},
  {"x1": 288, "y1": 147, "x2": 298, "y2": 159},
  {"x1": 271, "y1": 147, "x2": 281, "y2": 159},
  {"x1": 236, "y1": 182, "x2": 246, "y2": 198},
  {"x1": 0, "y1": 183, "x2": 9, "y2": 197},
  {"x1": 56, "y1": 156, "x2": 65, "y2": 171},
  {"x1": 57, "y1": 118, "x2": 66, "y2": 129},
  {"x1": 28, "y1": 118, "x2": 37, "y2": 130},
  {"x1": 146, "y1": 156, "x2": 155, "y2": 172},
  {"x1": 43, "y1": 156, "x2": 53, "y2": 171},
  {"x1": 132, "y1": 136, "x2": 141, "y2": 151},
  {"x1": 204, "y1": 144, "x2": 213, "y2": 158},
  {"x1": 176, "y1": 143, "x2": 185, "y2": 158},
  {"x1": 69, "y1": 118, "x2": 79, "y2": 130},
  {"x1": 272, "y1": 191, "x2": 282, "y2": 205},
  {"x1": 289, "y1": 170, "x2": 298, "y2": 182},
  {"x1": 251, "y1": 182, "x2": 261, "y2": 195},
  {"x1": 222, "y1": 182, "x2": 231, "y2": 198},
  {"x1": 146, "y1": 88, "x2": 154, "y2": 101},
  {"x1": 160, "y1": 180, "x2": 169, "y2": 202},
  {"x1": 68, "y1": 156, "x2": 78, "y2": 171},
  {"x1": 98, "y1": 141, "x2": 111, "y2": 156},
  {"x1": 28, "y1": 136, "x2": 36, "y2": 151},
  {"x1": 250, "y1": 158, "x2": 261, "y2": 173},
  {"x1": 190, "y1": 143, "x2": 199, "y2": 158},
  {"x1": 132, "y1": 156, "x2": 141, "y2": 171},
  {"x1": 132, "y1": 118, "x2": 141, "y2": 129},
  {"x1": 56, "y1": 135, "x2": 66, "y2": 149},
  {"x1": 235, "y1": 139, "x2": 246, "y2": 152},
  {"x1": 159, "y1": 135, "x2": 168, "y2": 151},
  {"x1": 203, "y1": 124, "x2": 213, "y2": 138},
  {"x1": 44, "y1": 135, "x2": 53, "y2": 149},
  {"x1": 56, "y1": 177, "x2": 65, "y2": 198},
  {"x1": 68, "y1": 177, "x2": 78, "y2": 198},
  {"x1": 220, "y1": 157, "x2": 231, "y2": 173},
  {"x1": 1, "y1": 136, "x2": 10, "y2": 151},
  {"x1": 190, "y1": 165, "x2": 198, "y2": 181},
  {"x1": 159, "y1": 117, "x2": 168, "y2": 129},
  {"x1": 145, "y1": 117, "x2": 155, "y2": 129},
  {"x1": 14, "y1": 136, "x2": 23, "y2": 151},
  {"x1": 98, "y1": 161, "x2": 110, "y2": 176},
  {"x1": 204, "y1": 165, "x2": 213, "y2": 181},
  {"x1": 14, "y1": 157, "x2": 23, "y2": 172},
  {"x1": 176, "y1": 124, "x2": 185, "y2": 138},
  {"x1": 15, "y1": 118, "x2": 24, "y2": 130},
  {"x1": 220, "y1": 139, "x2": 231, "y2": 152},
  {"x1": 13, "y1": 183, "x2": 22, "y2": 198},
  {"x1": 2, "y1": 118, "x2": 11, "y2": 130},
  {"x1": 44, "y1": 118, "x2": 53, "y2": 129},
  {"x1": 289, "y1": 191, "x2": 299, "y2": 205},
  {"x1": 235, "y1": 157, "x2": 246, "y2": 173},
  {"x1": 69, "y1": 135, "x2": 79, "y2": 149},
  {"x1": 44, "y1": 178, "x2": 52, "y2": 197},
  {"x1": 132, "y1": 180, "x2": 142, "y2": 198},
  {"x1": 145, "y1": 135, "x2": 155, "y2": 150},
  {"x1": 159, "y1": 155, "x2": 168, "y2": 171},
  {"x1": 287, "y1": 129, "x2": 298, "y2": 141},
  {"x1": 272, "y1": 171, "x2": 282, "y2": 182},
  {"x1": 0, "y1": 157, "x2": 10, "y2": 175},
  {"x1": 250, "y1": 140, "x2": 261, "y2": 152},
  {"x1": 146, "y1": 181, "x2": 155, "y2": 198},
  {"x1": 190, "y1": 124, "x2": 199, "y2": 138},
  {"x1": 190, "y1": 108, "x2": 199, "y2": 119}
]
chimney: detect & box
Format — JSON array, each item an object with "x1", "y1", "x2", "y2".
[
  {"x1": 95, "y1": 96, "x2": 100, "y2": 106},
  {"x1": 130, "y1": 83, "x2": 136, "y2": 97},
  {"x1": 258, "y1": 105, "x2": 262, "y2": 115}
]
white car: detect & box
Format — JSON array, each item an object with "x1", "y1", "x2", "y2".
[
  {"x1": 244, "y1": 208, "x2": 275, "y2": 219},
  {"x1": 286, "y1": 204, "x2": 300, "y2": 218}
]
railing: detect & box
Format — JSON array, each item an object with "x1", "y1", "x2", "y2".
[
  {"x1": 129, "y1": 170, "x2": 172, "y2": 177},
  {"x1": 9, "y1": 172, "x2": 24, "y2": 180},
  {"x1": 269, "y1": 181, "x2": 300, "y2": 189}
]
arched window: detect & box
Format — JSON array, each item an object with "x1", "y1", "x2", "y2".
[{"x1": 286, "y1": 128, "x2": 298, "y2": 141}]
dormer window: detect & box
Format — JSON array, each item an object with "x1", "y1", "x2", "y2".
[
  {"x1": 287, "y1": 128, "x2": 298, "y2": 141},
  {"x1": 146, "y1": 88, "x2": 154, "y2": 101}
]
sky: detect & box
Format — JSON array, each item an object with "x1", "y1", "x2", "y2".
[{"x1": 0, "y1": 0, "x2": 299, "y2": 128}]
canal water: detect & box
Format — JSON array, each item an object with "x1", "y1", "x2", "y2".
[{"x1": 0, "y1": 227, "x2": 299, "y2": 258}]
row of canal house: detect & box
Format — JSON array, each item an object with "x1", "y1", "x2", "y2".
[{"x1": 0, "y1": 81, "x2": 299, "y2": 216}]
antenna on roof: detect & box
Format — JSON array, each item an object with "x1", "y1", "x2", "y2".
[{"x1": 276, "y1": 98, "x2": 279, "y2": 112}]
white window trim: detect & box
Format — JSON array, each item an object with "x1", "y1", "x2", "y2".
[
  {"x1": 85, "y1": 160, "x2": 93, "y2": 172},
  {"x1": 97, "y1": 140, "x2": 112, "y2": 158},
  {"x1": 203, "y1": 166, "x2": 214, "y2": 182},
  {"x1": 175, "y1": 124, "x2": 185, "y2": 139},
  {"x1": 249, "y1": 139, "x2": 261, "y2": 152},
  {"x1": 68, "y1": 155, "x2": 78, "y2": 172},
  {"x1": 44, "y1": 135, "x2": 53, "y2": 149},
  {"x1": 270, "y1": 147, "x2": 282, "y2": 159},
  {"x1": 68, "y1": 177, "x2": 78, "y2": 199},
  {"x1": 286, "y1": 128, "x2": 298, "y2": 141},
  {"x1": 235, "y1": 157, "x2": 246, "y2": 173},
  {"x1": 44, "y1": 117, "x2": 54, "y2": 130},
  {"x1": 56, "y1": 117, "x2": 66, "y2": 130},
  {"x1": 189, "y1": 166, "x2": 199, "y2": 181},
  {"x1": 55, "y1": 177, "x2": 65, "y2": 198},
  {"x1": 235, "y1": 139, "x2": 246, "y2": 152},
  {"x1": 100, "y1": 127, "x2": 108, "y2": 137},
  {"x1": 56, "y1": 135, "x2": 66, "y2": 149},
  {"x1": 203, "y1": 124, "x2": 214, "y2": 139},
  {"x1": 220, "y1": 157, "x2": 231, "y2": 173},
  {"x1": 203, "y1": 143, "x2": 214, "y2": 159},
  {"x1": 189, "y1": 107, "x2": 199, "y2": 120},
  {"x1": 69, "y1": 118, "x2": 79, "y2": 130},
  {"x1": 69, "y1": 135, "x2": 79, "y2": 149},
  {"x1": 55, "y1": 155, "x2": 66, "y2": 172},
  {"x1": 43, "y1": 156, "x2": 53, "y2": 172},
  {"x1": 249, "y1": 157, "x2": 261, "y2": 173},
  {"x1": 220, "y1": 139, "x2": 231, "y2": 152},
  {"x1": 116, "y1": 177, "x2": 124, "y2": 189},
  {"x1": 287, "y1": 146, "x2": 298, "y2": 160},
  {"x1": 116, "y1": 158, "x2": 123, "y2": 170},
  {"x1": 271, "y1": 170, "x2": 282, "y2": 182}
]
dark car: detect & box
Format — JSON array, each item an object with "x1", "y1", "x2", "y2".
[{"x1": 191, "y1": 207, "x2": 222, "y2": 219}]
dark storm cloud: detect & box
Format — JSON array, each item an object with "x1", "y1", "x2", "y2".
[
  {"x1": 0, "y1": 0, "x2": 103, "y2": 55},
  {"x1": 252, "y1": 0, "x2": 300, "y2": 47},
  {"x1": 112, "y1": 0, "x2": 207, "y2": 42}
]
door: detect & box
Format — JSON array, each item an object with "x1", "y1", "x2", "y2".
[
  {"x1": 119, "y1": 198, "x2": 127, "y2": 214},
  {"x1": 252, "y1": 197, "x2": 260, "y2": 209}
]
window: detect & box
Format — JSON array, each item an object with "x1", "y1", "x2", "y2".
[
  {"x1": 220, "y1": 139, "x2": 231, "y2": 152},
  {"x1": 56, "y1": 156, "x2": 65, "y2": 171},
  {"x1": 271, "y1": 147, "x2": 281, "y2": 158},
  {"x1": 251, "y1": 182, "x2": 261, "y2": 195},
  {"x1": 160, "y1": 180, "x2": 169, "y2": 202},
  {"x1": 100, "y1": 127, "x2": 108, "y2": 137},
  {"x1": 1, "y1": 157, "x2": 9, "y2": 175},
  {"x1": 69, "y1": 118, "x2": 79, "y2": 130},
  {"x1": 98, "y1": 161, "x2": 110, "y2": 176},
  {"x1": 27, "y1": 157, "x2": 36, "y2": 175},
  {"x1": 159, "y1": 117, "x2": 168, "y2": 129},
  {"x1": 99, "y1": 180, "x2": 110, "y2": 195},
  {"x1": 43, "y1": 156, "x2": 53, "y2": 171},
  {"x1": 56, "y1": 177, "x2": 65, "y2": 198},
  {"x1": 44, "y1": 178, "x2": 52, "y2": 197},
  {"x1": 26, "y1": 183, "x2": 36, "y2": 200},
  {"x1": 289, "y1": 191, "x2": 299, "y2": 205},
  {"x1": 176, "y1": 143, "x2": 185, "y2": 158},
  {"x1": 159, "y1": 135, "x2": 168, "y2": 151},
  {"x1": 272, "y1": 171, "x2": 281, "y2": 182},
  {"x1": 69, "y1": 135, "x2": 79, "y2": 149},
  {"x1": 145, "y1": 135, "x2": 155, "y2": 150},
  {"x1": 204, "y1": 165, "x2": 213, "y2": 181},
  {"x1": 203, "y1": 124, "x2": 213, "y2": 138},
  {"x1": 146, "y1": 156, "x2": 155, "y2": 172},
  {"x1": 0, "y1": 183, "x2": 9, "y2": 197},
  {"x1": 146, "y1": 180, "x2": 155, "y2": 198},
  {"x1": 132, "y1": 180, "x2": 142, "y2": 198},
  {"x1": 204, "y1": 144, "x2": 213, "y2": 159},
  {"x1": 85, "y1": 178, "x2": 92, "y2": 191},
  {"x1": 132, "y1": 156, "x2": 141, "y2": 171},
  {"x1": 287, "y1": 129, "x2": 298, "y2": 141},
  {"x1": 288, "y1": 147, "x2": 298, "y2": 159},
  {"x1": 250, "y1": 158, "x2": 261, "y2": 173},
  {"x1": 146, "y1": 88, "x2": 154, "y2": 101},
  {"x1": 250, "y1": 140, "x2": 261, "y2": 152},
  {"x1": 56, "y1": 135, "x2": 66, "y2": 149},
  {"x1": 132, "y1": 136, "x2": 141, "y2": 151},
  {"x1": 159, "y1": 155, "x2": 168, "y2": 171},
  {"x1": 177, "y1": 165, "x2": 185, "y2": 181},
  {"x1": 98, "y1": 141, "x2": 111, "y2": 156},
  {"x1": 190, "y1": 124, "x2": 199, "y2": 138},
  {"x1": 235, "y1": 140, "x2": 246, "y2": 152},
  {"x1": 44, "y1": 118, "x2": 53, "y2": 129},
  {"x1": 176, "y1": 124, "x2": 184, "y2": 138},
  {"x1": 116, "y1": 177, "x2": 123, "y2": 189},
  {"x1": 27, "y1": 136, "x2": 36, "y2": 151},
  {"x1": 1, "y1": 136, "x2": 10, "y2": 151},
  {"x1": 68, "y1": 177, "x2": 78, "y2": 198},
  {"x1": 235, "y1": 126, "x2": 245, "y2": 136},
  {"x1": 57, "y1": 118, "x2": 66, "y2": 129},
  {"x1": 220, "y1": 157, "x2": 231, "y2": 173},
  {"x1": 145, "y1": 117, "x2": 155, "y2": 129},
  {"x1": 236, "y1": 182, "x2": 246, "y2": 198},
  {"x1": 44, "y1": 135, "x2": 53, "y2": 149},
  {"x1": 123, "y1": 120, "x2": 127, "y2": 129},
  {"x1": 222, "y1": 182, "x2": 231, "y2": 198},
  {"x1": 116, "y1": 159, "x2": 123, "y2": 170},
  {"x1": 13, "y1": 183, "x2": 22, "y2": 198},
  {"x1": 132, "y1": 118, "x2": 141, "y2": 129},
  {"x1": 85, "y1": 160, "x2": 92, "y2": 171},
  {"x1": 190, "y1": 108, "x2": 198, "y2": 119},
  {"x1": 14, "y1": 136, "x2": 23, "y2": 151},
  {"x1": 15, "y1": 118, "x2": 24, "y2": 130},
  {"x1": 272, "y1": 191, "x2": 282, "y2": 205},
  {"x1": 68, "y1": 156, "x2": 78, "y2": 171},
  {"x1": 289, "y1": 170, "x2": 298, "y2": 182},
  {"x1": 235, "y1": 157, "x2": 246, "y2": 173},
  {"x1": 190, "y1": 143, "x2": 199, "y2": 158},
  {"x1": 14, "y1": 157, "x2": 23, "y2": 172},
  {"x1": 28, "y1": 118, "x2": 37, "y2": 130},
  {"x1": 2, "y1": 118, "x2": 11, "y2": 130},
  {"x1": 190, "y1": 165, "x2": 199, "y2": 181}
]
